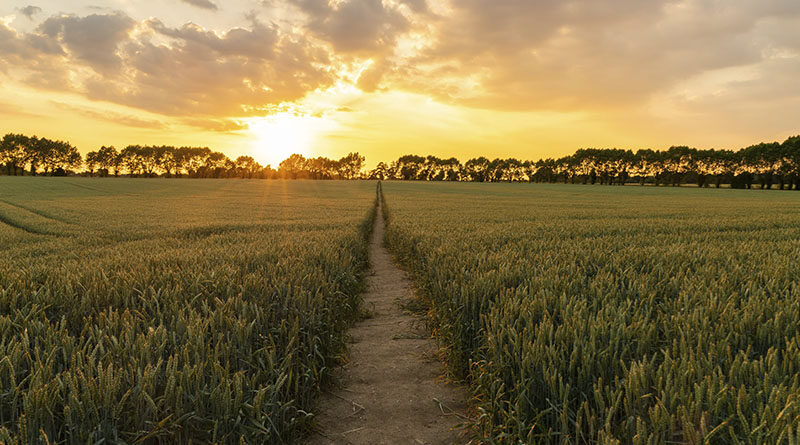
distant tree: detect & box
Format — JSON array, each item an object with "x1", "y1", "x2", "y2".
[
  {"x1": 170, "y1": 147, "x2": 189, "y2": 177},
  {"x1": 0, "y1": 133, "x2": 30, "y2": 175},
  {"x1": 464, "y1": 157, "x2": 490, "y2": 182},
  {"x1": 338, "y1": 152, "x2": 365, "y2": 180},
  {"x1": 54, "y1": 140, "x2": 82, "y2": 175},
  {"x1": 533, "y1": 158, "x2": 558, "y2": 183},
  {"x1": 224, "y1": 157, "x2": 236, "y2": 178},
  {"x1": 420, "y1": 155, "x2": 441, "y2": 180},
  {"x1": 710, "y1": 150, "x2": 736, "y2": 188},
  {"x1": 182, "y1": 147, "x2": 212, "y2": 177},
  {"x1": 783, "y1": 136, "x2": 800, "y2": 190},
  {"x1": 369, "y1": 162, "x2": 390, "y2": 180},
  {"x1": 394, "y1": 155, "x2": 425, "y2": 180},
  {"x1": 86, "y1": 145, "x2": 119, "y2": 176},
  {"x1": 203, "y1": 151, "x2": 229, "y2": 178},
  {"x1": 572, "y1": 149, "x2": 596, "y2": 184},
  {"x1": 85, "y1": 151, "x2": 99, "y2": 176},
  {"x1": 442, "y1": 157, "x2": 462, "y2": 181},
  {"x1": 9, "y1": 130, "x2": 800, "y2": 189},
  {"x1": 661, "y1": 146, "x2": 694, "y2": 186},
  {"x1": 154, "y1": 146, "x2": 178, "y2": 177},
  {"x1": 632, "y1": 149, "x2": 661, "y2": 185},
  {"x1": 139, "y1": 146, "x2": 161, "y2": 177},
  {"x1": 234, "y1": 156, "x2": 260, "y2": 178},
  {"x1": 26, "y1": 136, "x2": 50, "y2": 175},
  {"x1": 279, "y1": 154, "x2": 307, "y2": 179},
  {"x1": 120, "y1": 145, "x2": 143, "y2": 176},
  {"x1": 306, "y1": 156, "x2": 337, "y2": 179},
  {"x1": 29, "y1": 138, "x2": 81, "y2": 175},
  {"x1": 738, "y1": 143, "x2": 776, "y2": 189}
]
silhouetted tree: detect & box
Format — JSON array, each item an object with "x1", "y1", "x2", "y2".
[
  {"x1": 85, "y1": 151, "x2": 99, "y2": 176},
  {"x1": 783, "y1": 136, "x2": 800, "y2": 190},
  {"x1": 119, "y1": 145, "x2": 142, "y2": 176},
  {"x1": 279, "y1": 154, "x2": 307, "y2": 179},
  {"x1": 234, "y1": 156, "x2": 260, "y2": 179},
  {"x1": 464, "y1": 157, "x2": 490, "y2": 182},
  {"x1": 0, "y1": 133, "x2": 30, "y2": 175},
  {"x1": 9, "y1": 130, "x2": 800, "y2": 189},
  {"x1": 338, "y1": 152, "x2": 365, "y2": 180},
  {"x1": 369, "y1": 162, "x2": 390, "y2": 180},
  {"x1": 394, "y1": 155, "x2": 425, "y2": 180}
]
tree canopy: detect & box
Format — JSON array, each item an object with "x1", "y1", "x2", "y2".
[
  {"x1": 3, "y1": 132, "x2": 800, "y2": 189},
  {"x1": 368, "y1": 136, "x2": 800, "y2": 189}
]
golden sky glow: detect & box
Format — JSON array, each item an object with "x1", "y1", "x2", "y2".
[{"x1": 2, "y1": 0, "x2": 800, "y2": 168}]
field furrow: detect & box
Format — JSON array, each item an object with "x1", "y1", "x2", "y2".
[
  {"x1": 0, "y1": 205, "x2": 58, "y2": 236},
  {"x1": 0, "y1": 198, "x2": 76, "y2": 226}
]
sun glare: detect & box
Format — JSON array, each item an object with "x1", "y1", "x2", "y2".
[{"x1": 247, "y1": 112, "x2": 327, "y2": 167}]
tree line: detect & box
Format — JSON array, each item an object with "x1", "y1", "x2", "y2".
[
  {"x1": 1, "y1": 134, "x2": 365, "y2": 179},
  {"x1": 3, "y1": 131, "x2": 800, "y2": 188},
  {"x1": 0, "y1": 134, "x2": 82, "y2": 176},
  {"x1": 369, "y1": 135, "x2": 800, "y2": 189}
]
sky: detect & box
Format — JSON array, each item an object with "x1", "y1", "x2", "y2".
[{"x1": 1, "y1": 0, "x2": 799, "y2": 168}]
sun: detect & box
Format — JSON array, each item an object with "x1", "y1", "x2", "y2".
[{"x1": 247, "y1": 112, "x2": 325, "y2": 167}]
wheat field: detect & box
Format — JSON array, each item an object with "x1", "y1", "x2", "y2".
[
  {"x1": 382, "y1": 182, "x2": 800, "y2": 444},
  {"x1": 0, "y1": 178, "x2": 376, "y2": 443}
]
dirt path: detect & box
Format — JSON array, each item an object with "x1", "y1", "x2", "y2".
[{"x1": 307, "y1": 198, "x2": 468, "y2": 445}]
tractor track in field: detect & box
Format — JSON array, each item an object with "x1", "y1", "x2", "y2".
[
  {"x1": 0, "y1": 210, "x2": 53, "y2": 236},
  {"x1": 307, "y1": 197, "x2": 468, "y2": 445},
  {"x1": 0, "y1": 199, "x2": 75, "y2": 226}
]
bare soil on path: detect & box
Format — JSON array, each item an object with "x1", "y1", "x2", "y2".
[{"x1": 306, "y1": 200, "x2": 468, "y2": 445}]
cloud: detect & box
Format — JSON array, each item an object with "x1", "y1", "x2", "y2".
[
  {"x1": 146, "y1": 18, "x2": 278, "y2": 60},
  {"x1": 180, "y1": 0, "x2": 218, "y2": 11},
  {"x1": 0, "y1": 11, "x2": 335, "y2": 123},
  {"x1": 357, "y1": 58, "x2": 393, "y2": 92},
  {"x1": 2, "y1": 0, "x2": 800, "y2": 139},
  {"x1": 375, "y1": 0, "x2": 800, "y2": 114},
  {"x1": 398, "y1": 0, "x2": 429, "y2": 14},
  {"x1": 180, "y1": 117, "x2": 247, "y2": 132},
  {"x1": 86, "y1": 17, "x2": 334, "y2": 117},
  {"x1": 291, "y1": 0, "x2": 410, "y2": 55},
  {"x1": 18, "y1": 5, "x2": 42, "y2": 19},
  {"x1": 0, "y1": 4, "x2": 418, "y2": 130},
  {"x1": 662, "y1": 54, "x2": 800, "y2": 138},
  {"x1": 50, "y1": 101, "x2": 168, "y2": 129},
  {"x1": 38, "y1": 12, "x2": 136, "y2": 74},
  {"x1": 0, "y1": 20, "x2": 65, "y2": 83},
  {"x1": 0, "y1": 21, "x2": 28, "y2": 62},
  {"x1": 0, "y1": 100, "x2": 42, "y2": 118}
]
